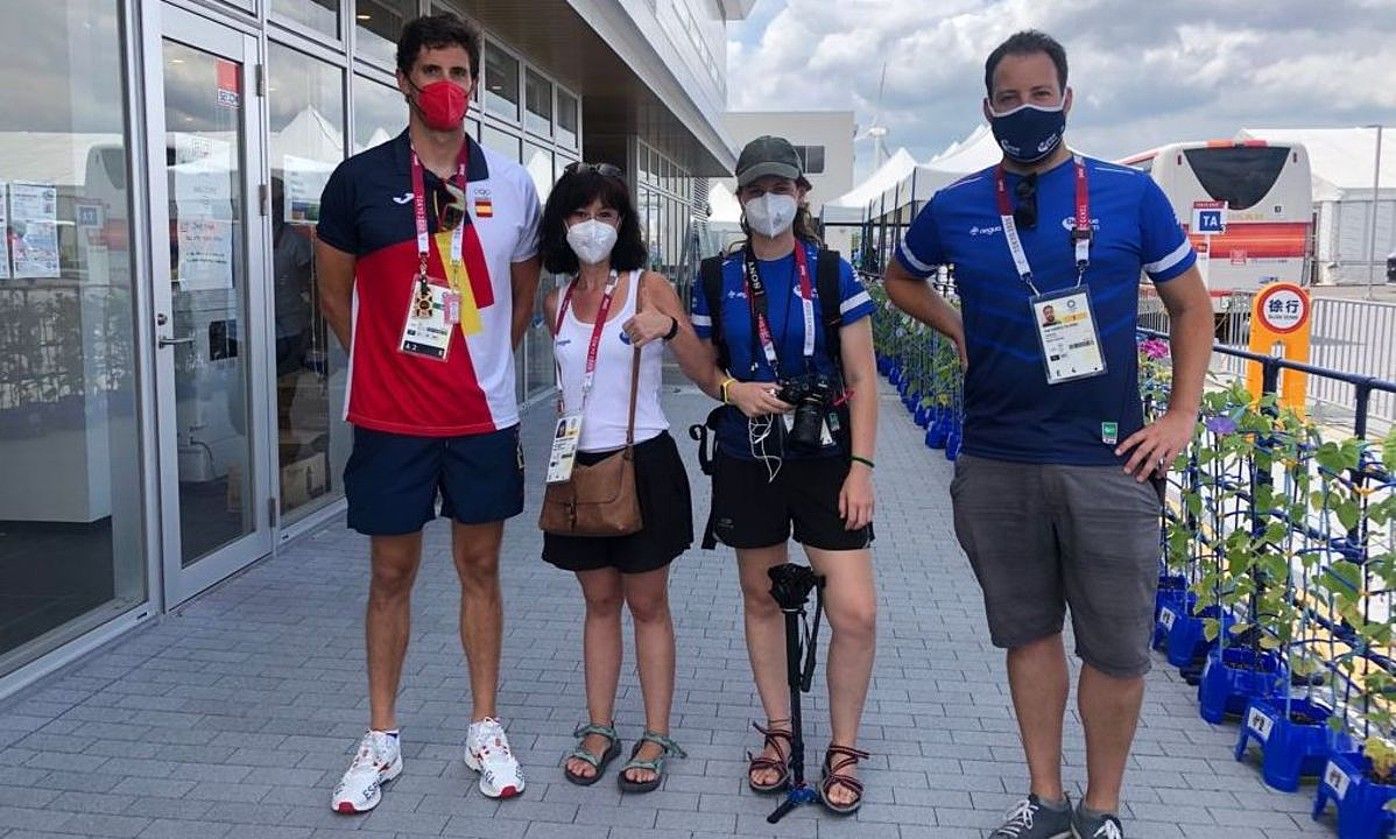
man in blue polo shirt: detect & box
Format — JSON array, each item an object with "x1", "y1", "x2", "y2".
[{"x1": 886, "y1": 31, "x2": 1213, "y2": 839}]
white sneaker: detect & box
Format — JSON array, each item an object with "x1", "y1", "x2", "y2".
[
  {"x1": 463, "y1": 717, "x2": 525, "y2": 798},
  {"x1": 331, "y1": 731, "x2": 402, "y2": 814}
]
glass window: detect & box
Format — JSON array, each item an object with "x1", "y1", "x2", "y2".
[
  {"x1": 273, "y1": 0, "x2": 339, "y2": 39},
  {"x1": 481, "y1": 124, "x2": 520, "y2": 162},
  {"x1": 484, "y1": 43, "x2": 520, "y2": 121},
  {"x1": 0, "y1": 0, "x2": 145, "y2": 676},
  {"x1": 268, "y1": 44, "x2": 349, "y2": 523},
  {"x1": 524, "y1": 69, "x2": 552, "y2": 137},
  {"x1": 523, "y1": 141, "x2": 553, "y2": 203},
  {"x1": 557, "y1": 90, "x2": 578, "y2": 148},
  {"x1": 355, "y1": 0, "x2": 414, "y2": 68},
  {"x1": 795, "y1": 144, "x2": 826, "y2": 175},
  {"x1": 352, "y1": 74, "x2": 405, "y2": 153}
]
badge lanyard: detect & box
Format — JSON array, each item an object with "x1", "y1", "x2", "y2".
[
  {"x1": 994, "y1": 153, "x2": 1091, "y2": 296},
  {"x1": 995, "y1": 154, "x2": 1107, "y2": 386},
  {"x1": 554, "y1": 270, "x2": 621, "y2": 415},
  {"x1": 742, "y1": 243, "x2": 814, "y2": 379},
  {"x1": 410, "y1": 146, "x2": 467, "y2": 287}
]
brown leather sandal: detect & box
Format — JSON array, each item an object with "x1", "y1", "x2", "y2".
[
  {"x1": 819, "y1": 744, "x2": 870, "y2": 815},
  {"x1": 745, "y1": 720, "x2": 792, "y2": 793}
]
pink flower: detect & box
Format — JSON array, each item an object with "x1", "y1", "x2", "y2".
[{"x1": 1140, "y1": 338, "x2": 1170, "y2": 360}]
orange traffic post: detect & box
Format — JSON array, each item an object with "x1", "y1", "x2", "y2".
[{"x1": 1245, "y1": 282, "x2": 1312, "y2": 417}]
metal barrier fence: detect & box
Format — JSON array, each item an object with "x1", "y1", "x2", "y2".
[
  {"x1": 1141, "y1": 291, "x2": 1396, "y2": 437},
  {"x1": 866, "y1": 270, "x2": 1396, "y2": 832}
]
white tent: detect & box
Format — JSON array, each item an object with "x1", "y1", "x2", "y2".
[
  {"x1": 1238, "y1": 127, "x2": 1396, "y2": 285},
  {"x1": 824, "y1": 147, "x2": 918, "y2": 224}
]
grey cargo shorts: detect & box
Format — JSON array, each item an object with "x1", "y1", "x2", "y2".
[{"x1": 950, "y1": 453, "x2": 1164, "y2": 678}]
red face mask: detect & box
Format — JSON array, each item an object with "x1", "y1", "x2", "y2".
[{"x1": 412, "y1": 80, "x2": 468, "y2": 131}]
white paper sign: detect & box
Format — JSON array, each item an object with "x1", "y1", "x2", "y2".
[
  {"x1": 1245, "y1": 707, "x2": 1274, "y2": 742},
  {"x1": 283, "y1": 154, "x2": 332, "y2": 225},
  {"x1": 1322, "y1": 761, "x2": 1350, "y2": 800},
  {"x1": 173, "y1": 137, "x2": 235, "y2": 291},
  {"x1": 10, "y1": 182, "x2": 60, "y2": 279}
]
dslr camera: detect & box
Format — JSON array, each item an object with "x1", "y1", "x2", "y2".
[{"x1": 776, "y1": 373, "x2": 834, "y2": 452}]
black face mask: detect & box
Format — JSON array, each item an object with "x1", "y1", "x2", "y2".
[{"x1": 990, "y1": 102, "x2": 1067, "y2": 164}]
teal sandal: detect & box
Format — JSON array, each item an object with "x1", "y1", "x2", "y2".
[
  {"x1": 617, "y1": 730, "x2": 686, "y2": 794},
  {"x1": 563, "y1": 722, "x2": 622, "y2": 786}
]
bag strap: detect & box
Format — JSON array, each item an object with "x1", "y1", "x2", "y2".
[
  {"x1": 625, "y1": 346, "x2": 640, "y2": 448},
  {"x1": 699, "y1": 255, "x2": 729, "y2": 373}
]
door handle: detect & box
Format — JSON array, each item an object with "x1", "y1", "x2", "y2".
[{"x1": 158, "y1": 335, "x2": 195, "y2": 348}]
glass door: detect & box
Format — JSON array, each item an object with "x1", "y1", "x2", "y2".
[{"x1": 145, "y1": 4, "x2": 272, "y2": 605}]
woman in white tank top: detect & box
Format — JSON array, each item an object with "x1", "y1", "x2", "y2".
[{"x1": 536, "y1": 163, "x2": 716, "y2": 794}]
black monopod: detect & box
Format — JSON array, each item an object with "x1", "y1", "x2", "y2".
[{"x1": 764, "y1": 562, "x2": 825, "y2": 824}]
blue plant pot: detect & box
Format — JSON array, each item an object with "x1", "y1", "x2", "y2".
[
  {"x1": 914, "y1": 403, "x2": 931, "y2": 427},
  {"x1": 1198, "y1": 647, "x2": 1287, "y2": 724},
  {"x1": 926, "y1": 415, "x2": 949, "y2": 449},
  {"x1": 1153, "y1": 586, "x2": 1194, "y2": 652},
  {"x1": 945, "y1": 427, "x2": 962, "y2": 460},
  {"x1": 877, "y1": 355, "x2": 892, "y2": 375},
  {"x1": 1235, "y1": 697, "x2": 1352, "y2": 792},
  {"x1": 1313, "y1": 750, "x2": 1396, "y2": 839},
  {"x1": 1163, "y1": 602, "x2": 1218, "y2": 668},
  {"x1": 888, "y1": 365, "x2": 902, "y2": 386}
]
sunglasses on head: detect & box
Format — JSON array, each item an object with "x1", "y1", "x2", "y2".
[
  {"x1": 1013, "y1": 173, "x2": 1037, "y2": 230},
  {"x1": 564, "y1": 161, "x2": 624, "y2": 178},
  {"x1": 434, "y1": 181, "x2": 466, "y2": 231}
]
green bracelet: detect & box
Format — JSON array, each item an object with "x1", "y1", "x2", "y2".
[{"x1": 850, "y1": 455, "x2": 875, "y2": 470}]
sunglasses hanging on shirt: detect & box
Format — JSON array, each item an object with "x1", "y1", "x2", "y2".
[{"x1": 1013, "y1": 173, "x2": 1037, "y2": 230}]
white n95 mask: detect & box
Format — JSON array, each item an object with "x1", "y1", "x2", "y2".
[
  {"x1": 566, "y1": 219, "x2": 619, "y2": 265},
  {"x1": 743, "y1": 193, "x2": 798, "y2": 238}
]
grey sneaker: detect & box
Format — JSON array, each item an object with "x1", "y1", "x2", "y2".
[
  {"x1": 990, "y1": 794, "x2": 1074, "y2": 839},
  {"x1": 1071, "y1": 805, "x2": 1123, "y2": 839}
]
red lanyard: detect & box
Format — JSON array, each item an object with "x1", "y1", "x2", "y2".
[
  {"x1": 409, "y1": 143, "x2": 468, "y2": 279},
  {"x1": 555, "y1": 271, "x2": 620, "y2": 411},
  {"x1": 994, "y1": 154, "x2": 1091, "y2": 296},
  {"x1": 742, "y1": 242, "x2": 815, "y2": 377}
]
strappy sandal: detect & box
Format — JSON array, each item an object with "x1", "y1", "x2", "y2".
[
  {"x1": 617, "y1": 730, "x2": 686, "y2": 794},
  {"x1": 746, "y1": 720, "x2": 793, "y2": 794},
  {"x1": 562, "y1": 722, "x2": 622, "y2": 786},
  {"x1": 819, "y1": 744, "x2": 870, "y2": 815}
]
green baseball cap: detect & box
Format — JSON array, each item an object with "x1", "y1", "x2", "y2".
[{"x1": 735, "y1": 135, "x2": 803, "y2": 187}]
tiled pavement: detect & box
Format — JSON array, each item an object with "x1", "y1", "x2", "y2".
[{"x1": 0, "y1": 383, "x2": 1337, "y2": 838}]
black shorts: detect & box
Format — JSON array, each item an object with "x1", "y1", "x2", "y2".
[
  {"x1": 542, "y1": 432, "x2": 693, "y2": 574},
  {"x1": 710, "y1": 451, "x2": 874, "y2": 551},
  {"x1": 344, "y1": 424, "x2": 525, "y2": 536}
]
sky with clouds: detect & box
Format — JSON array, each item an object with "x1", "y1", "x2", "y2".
[{"x1": 727, "y1": 0, "x2": 1396, "y2": 181}]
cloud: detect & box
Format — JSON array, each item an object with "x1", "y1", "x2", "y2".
[{"x1": 728, "y1": 0, "x2": 1396, "y2": 180}]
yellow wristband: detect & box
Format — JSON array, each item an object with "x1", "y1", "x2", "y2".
[{"x1": 720, "y1": 377, "x2": 737, "y2": 404}]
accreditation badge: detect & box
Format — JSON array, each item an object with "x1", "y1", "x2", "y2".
[
  {"x1": 400, "y1": 275, "x2": 453, "y2": 361},
  {"x1": 1030, "y1": 287, "x2": 1106, "y2": 385},
  {"x1": 545, "y1": 413, "x2": 584, "y2": 484}
]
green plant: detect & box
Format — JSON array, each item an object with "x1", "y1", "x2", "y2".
[{"x1": 1367, "y1": 736, "x2": 1396, "y2": 784}]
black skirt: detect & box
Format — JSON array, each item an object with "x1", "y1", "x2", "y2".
[{"x1": 541, "y1": 431, "x2": 694, "y2": 574}]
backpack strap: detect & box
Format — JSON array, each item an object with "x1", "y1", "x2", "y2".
[
  {"x1": 699, "y1": 255, "x2": 729, "y2": 374},
  {"x1": 816, "y1": 248, "x2": 844, "y2": 372}
]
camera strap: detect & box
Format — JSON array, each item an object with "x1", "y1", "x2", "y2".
[{"x1": 743, "y1": 243, "x2": 815, "y2": 380}]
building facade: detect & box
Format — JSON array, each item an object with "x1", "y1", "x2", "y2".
[
  {"x1": 719, "y1": 109, "x2": 856, "y2": 252},
  {"x1": 0, "y1": 0, "x2": 747, "y2": 695}
]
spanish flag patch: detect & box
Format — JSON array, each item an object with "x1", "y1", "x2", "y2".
[{"x1": 473, "y1": 199, "x2": 494, "y2": 218}]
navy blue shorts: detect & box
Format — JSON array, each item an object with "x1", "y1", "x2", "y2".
[{"x1": 344, "y1": 425, "x2": 525, "y2": 536}]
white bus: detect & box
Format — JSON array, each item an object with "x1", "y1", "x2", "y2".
[{"x1": 1120, "y1": 140, "x2": 1313, "y2": 309}]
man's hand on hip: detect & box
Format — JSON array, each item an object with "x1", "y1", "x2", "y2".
[{"x1": 1115, "y1": 409, "x2": 1197, "y2": 481}]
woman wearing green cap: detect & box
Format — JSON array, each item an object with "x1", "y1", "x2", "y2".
[{"x1": 689, "y1": 135, "x2": 880, "y2": 814}]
